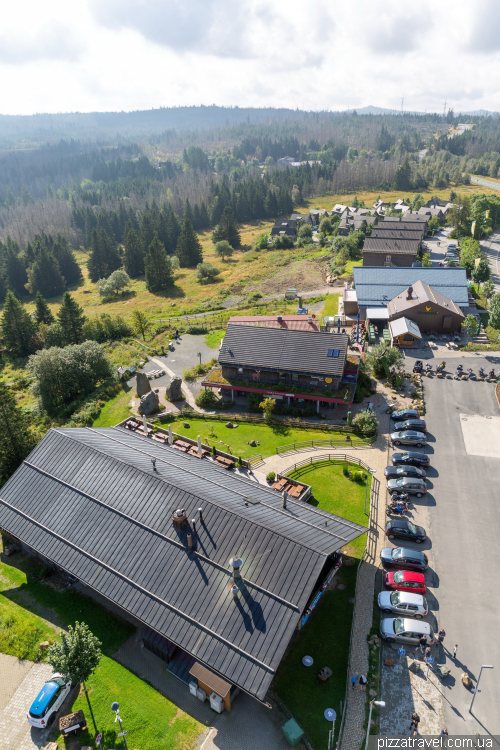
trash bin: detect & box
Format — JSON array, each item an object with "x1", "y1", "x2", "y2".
[{"x1": 282, "y1": 718, "x2": 304, "y2": 747}]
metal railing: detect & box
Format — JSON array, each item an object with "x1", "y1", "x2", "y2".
[
  {"x1": 282, "y1": 452, "x2": 373, "y2": 474},
  {"x1": 276, "y1": 435, "x2": 375, "y2": 453}
]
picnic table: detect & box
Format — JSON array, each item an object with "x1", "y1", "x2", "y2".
[
  {"x1": 215, "y1": 456, "x2": 235, "y2": 469},
  {"x1": 272, "y1": 478, "x2": 287, "y2": 491},
  {"x1": 174, "y1": 440, "x2": 191, "y2": 452},
  {"x1": 125, "y1": 420, "x2": 139, "y2": 430},
  {"x1": 188, "y1": 447, "x2": 209, "y2": 459},
  {"x1": 152, "y1": 433, "x2": 168, "y2": 444},
  {"x1": 383, "y1": 329, "x2": 390, "y2": 342},
  {"x1": 288, "y1": 484, "x2": 305, "y2": 499},
  {"x1": 136, "y1": 425, "x2": 153, "y2": 436}
]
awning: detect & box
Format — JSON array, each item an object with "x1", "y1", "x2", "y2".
[
  {"x1": 366, "y1": 307, "x2": 389, "y2": 320},
  {"x1": 389, "y1": 317, "x2": 422, "y2": 339}
]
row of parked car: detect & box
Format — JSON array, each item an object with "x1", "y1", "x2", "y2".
[{"x1": 378, "y1": 409, "x2": 435, "y2": 646}]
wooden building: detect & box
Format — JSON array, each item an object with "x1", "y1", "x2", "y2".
[{"x1": 387, "y1": 280, "x2": 465, "y2": 333}]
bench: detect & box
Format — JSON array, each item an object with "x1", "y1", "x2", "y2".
[{"x1": 215, "y1": 456, "x2": 235, "y2": 469}]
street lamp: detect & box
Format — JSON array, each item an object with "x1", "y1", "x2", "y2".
[
  {"x1": 111, "y1": 701, "x2": 129, "y2": 750},
  {"x1": 469, "y1": 665, "x2": 493, "y2": 714},
  {"x1": 365, "y1": 700, "x2": 385, "y2": 750},
  {"x1": 364, "y1": 469, "x2": 376, "y2": 515}
]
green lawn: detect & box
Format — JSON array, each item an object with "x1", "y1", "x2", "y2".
[
  {"x1": 341, "y1": 259, "x2": 362, "y2": 277},
  {"x1": 164, "y1": 417, "x2": 367, "y2": 458},
  {"x1": 274, "y1": 564, "x2": 358, "y2": 750},
  {"x1": 92, "y1": 387, "x2": 132, "y2": 427},
  {"x1": 274, "y1": 460, "x2": 370, "y2": 748},
  {"x1": 321, "y1": 293, "x2": 342, "y2": 317},
  {"x1": 288, "y1": 459, "x2": 369, "y2": 557},
  {"x1": 57, "y1": 657, "x2": 203, "y2": 750},
  {"x1": 205, "y1": 329, "x2": 226, "y2": 348},
  {"x1": 0, "y1": 548, "x2": 204, "y2": 750}
]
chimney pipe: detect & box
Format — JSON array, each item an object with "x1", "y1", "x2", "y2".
[
  {"x1": 298, "y1": 296, "x2": 302, "y2": 308},
  {"x1": 198, "y1": 507, "x2": 203, "y2": 523},
  {"x1": 151, "y1": 458, "x2": 156, "y2": 471},
  {"x1": 230, "y1": 557, "x2": 243, "y2": 579},
  {"x1": 192, "y1": 519, "x2": 196, "y2": 534},
  {"x1": 231, "y1": 584, "x2": 239, "y2": 599},
  {"x1": 187, "y1": 533, "x2": 193, "y2": 550}
]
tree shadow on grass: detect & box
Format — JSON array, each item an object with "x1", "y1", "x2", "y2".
[{"x1": 270, "y1": 422, "x2": 290, "y2": 437}]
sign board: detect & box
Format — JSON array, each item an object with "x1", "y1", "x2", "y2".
[
  {"x1": 118, "y1": 732, "x2": 128, "y2": 737},
  {"x1": 398, "y1": 648, "x2": 406, "y2": 655},
  {"x1": 427, "y1": 657, "x2": 434, "y2": 664},
  {"x1": 472, "y1": 688, "x2": 481, "y2": 694},
  {"x1": 96, "y1": 734, "x2": 102, "y2": 746},
  {"x1": 475, "y1": 257, "x2": 481, "y2": 268}
]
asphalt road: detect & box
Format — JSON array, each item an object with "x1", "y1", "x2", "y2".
[
  {"x1": 406, "y1": 354, "x2": 500, "y2": 735},
  {"x1": 471, "y1": 176, "x2": 500, "y2": 192},
  {"x1": 480, "y1": 228, "x2": 500, "y2": 291}
]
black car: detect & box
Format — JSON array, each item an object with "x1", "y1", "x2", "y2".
[
  {"x1": 385, "y1": 519, "x2": 426, "y2": 544},
  {"x1": 391, "y1": 409, "x2": 419, "y2": 421},
  {"x1": 384, "y1": 465, "x2": 426, "y2": 479},
  {"x1": 394, "y1": 419, "x2": 427, "y2": 433},
  {"x1": 391, "y1": 452, "x2": 430, "y2": 468},
  {"x1": 413, "y1": 360, "x2": 423, "y2": 373},
  {"x1": 380, "y1": 547, "x2": 429, "y2": 572}
]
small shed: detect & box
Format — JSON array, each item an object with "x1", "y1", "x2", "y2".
[
  {"x1": 389, "y1": 317, "x2": 422, "y2": 347},
  {"x1": 189, "y1": 662, "x2": 232, "y2": 712}
]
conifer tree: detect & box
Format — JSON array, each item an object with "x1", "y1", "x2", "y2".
[
  {"x1": 57, "y1": 292, "x2": 86, "y2": 345},
  {"x1": 176, "y1": 219, "x2": 203, "y2": 268},
  {"x1": 28, "y1": 247, "x2": 65, "y2": 298},
  {"x1": 0, "y1": 381, "x2": 37, "y2": 485},
  {"x1": 123, "y1": 226, "x2": 144, "y2": 277},
  {"x1": 87, "y1": 228, "x2": 122, "y2": 283},
  {"x1": 0, "y1": 290, "x2": 36, "y2": 354},
  {"x1": 165, "y1": 206, "x2": 181, "y2": 253},
  {"x1": 184, "y1": 199, "x2": 194, "y2": 226},
  {"x1": 211, "y1": 206, "x2": 241, "y2": 248},
  {"x1": 35, "y1": 292, "x2": 55, "y2": 326},
  {"x1": 144, "y1": 237, "x2": 173, "y2": 292},
  {"x1": 1, "y1": 239, "x2": 28, "y2": 296},
  {"x1": 139, "y1": 212, "x2": 157, "y2": 255},
  {"x1": 51, "y1": 235, "x2": 82, "y2": 285},
  {"x1": 199, "y1": 202, "x2": 210, "y2": 229}
]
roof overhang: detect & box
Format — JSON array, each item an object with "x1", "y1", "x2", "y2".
[{"x1": 366, "y1": 307, "x2": 389, "y2": 319}]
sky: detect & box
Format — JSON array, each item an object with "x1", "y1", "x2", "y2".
[{"x1": 0, "y1": 0, "x2": 498, "y2": 116}]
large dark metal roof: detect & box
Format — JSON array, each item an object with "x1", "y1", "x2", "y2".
[
  {"x1": 362, "y1": 237, "x2": 420, "y2": 255},
  {"x1": 0, "y1": 427, "x2": 366, "y2": 702},
  {"x1": 219, "y1": 324, "x2": 348, "y2": 377},
  {"x1": 369, "y1": 229, "x2": 424, "y2": 241}
]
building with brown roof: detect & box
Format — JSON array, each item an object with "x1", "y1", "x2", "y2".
[
  {"x1": 362, "y1": 237, "x2": 421, "y2": 267},
  {"x1": 387, "y1": 280, "x2": 465, "y2": 333},
  {"x1": 228, "y1": 314, "x2": 320, "y2": 332}
]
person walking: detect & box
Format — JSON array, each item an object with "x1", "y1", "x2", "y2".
[
  {"x1": 438, "y1": 628, "x2": 446, "y2": 645},
  {"x1": 416, "y1": 635, "x2": 427, "y2": 654},
  {"x1": 425, "y1": 645, "x2": 432, "y2": 663},
  {"x1": 351, "y1": 672, "x2": 359, "y2": 689},
  {"x1": 359, "y1": 673, "x2": 368, "y2": 691},
  {"x1": 440, "y1": 729, "x2": 449, "y2": 736},
  {"x1": 453, "y1": 644, "x2": 458, "y2": 659},
  {"x1": 410, "y1": 712, "x2": 420, "y2": 733}
]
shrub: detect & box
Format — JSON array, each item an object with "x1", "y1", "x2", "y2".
[
  {"x1": 186, "y1": 325, "x2": 208, "y2": 334},
  {"x1": 354, "y1": 471, "x2": 366, "y2": 484},
  {"x1": 183, "y1": 369, "x2": 196, "y2": 381},
  {"x1": 352, "y1": 409, "x2": 379, "y2": 434},
  {"x1": 195, "y1": 389, "x2": 219, "y2": 408},
  {"x1": 266, "y1": 471, "x2": 276, "y2": 482},
  {"x1": 342, "y1": 464, "x2": 349, "y2": 478}
]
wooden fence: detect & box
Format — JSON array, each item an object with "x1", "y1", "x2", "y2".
[
  {"x1": 281, "y1": 453, "x2": 373, "y2": 474},
  {"x1": 164, "y1": 408, "x2": 367, "y2": 433},
  {"x1": 276, "y1": 435, "x2": 374, "y2": 453}
]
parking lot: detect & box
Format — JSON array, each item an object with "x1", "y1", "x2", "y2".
[{"x1": 398, "y1": 356, "x2": 500, "y2": 734}]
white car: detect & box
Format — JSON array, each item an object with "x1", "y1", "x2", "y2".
[
  {"x1": 378, "y1": 590, "x2": 428, "y2": 619},
  {"x1": 27, "y1": 673, "x2": 71, "y2": 729}
]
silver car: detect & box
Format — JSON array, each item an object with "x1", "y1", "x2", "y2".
[
  {"x1": 390, "y1": 431, "x2": 426, "y2": 448},
  {"x1": 380, "y1": 618, "x2": 435, "y2": 645},
  {"x1": 387, "y1": 477, "x2": 427, "y2": 497},
  {"x1": 377, "y1": 591, "x2": 428, "y2": 619}
]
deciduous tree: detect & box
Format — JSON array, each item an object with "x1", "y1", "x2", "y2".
[
  {"x1": 213, "y1": 241, "x2": 233, "y2": 262},
  {"x1": 47, "y1": 622, "x2": 102, "y2": 699}
]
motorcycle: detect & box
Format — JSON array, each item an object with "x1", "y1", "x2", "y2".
[
  {"x1": 489, "y1": 369, "x2": 496, "y2": 379},
  {"x1": 467, "y1": 368, "x2": 473, "y2": 378},
  {"x1": 390, "y1": 491, "x2": 410, "y2": 503},
  {"x1": 437, "y1": 362, "x2": 446, "y2": 372},
  {"x1": 425, "y1": 363, "x2": 432, "y2": 372},
  {"x1": 479, "y1": 367, "x2": 485, "y2": 377},
  {"x1": 386, "y1": 503, "x2": 410, "y2": 516}
]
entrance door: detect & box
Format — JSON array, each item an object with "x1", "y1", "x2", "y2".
[{"x1": 442, "y1": 315, "x2": 452, "y2": 329}]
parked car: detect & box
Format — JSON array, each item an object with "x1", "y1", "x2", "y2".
[
  {"x1": 390, "y1": 431, "x2": 426, "y2": 448},
  {"x1": 387, "y1": 477, "x2": 427, "y2": 497},
  {"x1": 445, "y1": 251, "x2": 459, "y2": 258},
  {"x1": 384, "y1": 569, "x2": 426, "y2": 594},
  {"x1": 384, "y1": 465, "x2": 426, "y2": 479},
  {"x1": 445, "y1": 259, "x2": 458, "y2": 267},
  {"x1": 380, "y1": 546, "x2": 429, "y2": 572},
  {"x1": 392, "y1": 452, "x2": 429, "y2": 468},
  {"x1": 380, "y1": 617, "x2": 435, "y2": 645},
  {"x1": 391, "y1": 409, "x2": 419, "y2": 421},
  {"x1": 27, "y1": 674, "x2": 71, "y2": 729},
  {"x1": 377, "y1": 590, "x2": 428, "y2": 619},
  {"x1": 412, "y1": 360, "x2": 423, "y2": 373},
  {"x1": 447, "y1": 243, "x2": 459, "y2": 250},
  {"x1": 385, "y1": 518, "x2": 427, "y2": 543},
  {"x1": 394, "y1": 419, "x2": 427, "y2": 433}
]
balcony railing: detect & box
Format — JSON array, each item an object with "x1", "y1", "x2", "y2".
[{"x1": 202, "y1": 367, "x2": 353, "y2": 401}]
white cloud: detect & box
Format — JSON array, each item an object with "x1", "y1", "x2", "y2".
[{"x1": 0, "y1": 0, "x2": 499, "y2": 116}]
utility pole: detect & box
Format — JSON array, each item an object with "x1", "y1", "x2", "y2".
[{"x1": 443, "y1": 99, "x2": 447, "y2": 119}]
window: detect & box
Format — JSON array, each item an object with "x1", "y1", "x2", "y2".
[
  {"x1": 327, "y1": 349, "x2": 339, "y2": 358},
  {"x1": 292, "y1": 374, "x2": 298, "y2": 381},
  {"x1": 386, "y1": 255, "x2": 392, "y2": 261}
]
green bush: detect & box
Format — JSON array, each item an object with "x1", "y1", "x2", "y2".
[
  {"x1": 195, "y1": 389, "x2": 219, "y2": 408},
  {"x1": 354, "y1": 471, "x2": 366, "y2": 484},
  {"x1": 183, "y1": 369, "x2": 196, "y2": 381},
  {"x1": 266, "y1": 471, "x2": 276, "y2": 482},
  {"x1": 342, "y1": 464, "x2": 349, "y2": 478},
  {"x1": 352, "y1": 409, "x2": 379, "y2": 434}
]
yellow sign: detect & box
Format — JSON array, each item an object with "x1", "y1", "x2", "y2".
[
  {"x1": 325, "y1": 377, "x2": 332, "y2": 383},
  {"x1": 425, "y1": 306, "x2": 431, "y2": 312},
  {"x1": 475, "y1": 257, "x2": 481, "y2": 268}
]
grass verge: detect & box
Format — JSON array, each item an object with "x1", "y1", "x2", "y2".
[
  {"x1": 91, "y1": 387, "x2": 132, "y2": 427},
  {"x1": 205, "y1": 329, "x2": 226, "y2": 348},
  {"x1": 274, "y1": 459, "x2": 370, "y2": 748}
]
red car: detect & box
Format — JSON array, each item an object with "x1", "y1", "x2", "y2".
[{"x1": 384, "y1": 570, "x2": 426, "y2": 595}]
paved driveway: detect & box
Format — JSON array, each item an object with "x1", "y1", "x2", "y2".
[
  {"x1": 420, "y1": 359, "x2": 500, "y2": 734},
  {"x1": 0, "y1": 656, "x2": 54, "y2": 750}
]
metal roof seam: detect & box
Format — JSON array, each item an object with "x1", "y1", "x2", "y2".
[
  {"x1": 0, "y1": 494, "x2": 276, "y2": 673},
  {"x1": 22, "y1": 460, "x2": 300, "y2": 612},
  {"x1": 98, "y1": 428, "x2": 351, "y2": 543}
]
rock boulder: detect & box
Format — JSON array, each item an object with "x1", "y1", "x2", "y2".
[
  {"x1": 166, "y1": 376, "x2": 183, "y2": 402},
  {"x1": 139, "y1": 391, "x2": 160, "y2": 415},
  {"x1": 136, "y1": 371, "x2": 151, "y2": 397}
]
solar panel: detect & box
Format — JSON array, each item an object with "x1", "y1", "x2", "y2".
[{"x1": 328, "y1": 349, "x2": 339, "y2": 358}]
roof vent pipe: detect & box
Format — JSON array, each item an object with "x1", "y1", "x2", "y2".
[
  {"x1": 277, "y1": 315, "x2": 282, "y2": 323},
  {"x1": 231, "y1": 584, "x2": 239, "y2": 599},
  {"x1": 187, "y1": 533, "x2": 193, "y2": 550},
  {"x1": 230, "y1": 557, "x2": 243, "y2": 579},
  {"x1": 191, "y1": 519, "x2": 196, "y2": 534},
  {"x1": 198, "y1": 507, "x2": 203, "y2": 523}
]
